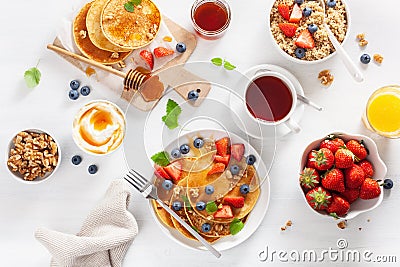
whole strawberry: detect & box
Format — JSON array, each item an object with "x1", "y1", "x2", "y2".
[
  {"x1": 335, "y1": 148, "x2": 355, "y2": 169},
  {"x1": 346, "y1": 140, "x2": 368, "y2": 161},
  {"x1": 300, "y1": 167, "x2": 320, "y2": 191},
  {"x1": 327, "y1": 195, "x2": 350, "y2": 217},
  {"x1": 358, "y1": 160, "x2": 374, "y2": 177},
  {"x1": 341, "y1": 188, "x2": 360, "y2": 204},
  {"x1": 307, "y1": 148, "x2": 334, "y2": 171},
  {"x1": 306, "y1": 187, "x2": 332, "y2": 210},
  {"x1": 320, "y1": 135, "x2": 345, "y2": 154},
  {"x1": 345, "y1": 164, "x2": 365, "y2": 189},
  {"x1": 359, "y1": 178, "x2": 381, "y2": 199},
  {"x1": 321, "y1": 168, "x2": 345, "y2": 193}
]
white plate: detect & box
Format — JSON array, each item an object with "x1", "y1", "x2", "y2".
[
  {"x1": 229, "y1": 64, "x2": 305, "y2": 139},
  {"x1": 147, "y1": 129, "x2": 270, "y2": 251}
]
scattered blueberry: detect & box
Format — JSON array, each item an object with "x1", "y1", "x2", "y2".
[
  {"x1": 80, "y1": 86, "x2": 91, "y2": 96},
  {"x1": 187, "y1": 90, "x2": 199, "y2": 101},
  {"x1": 240, "y1": 184, "x2": 250, "y2": 195},
  {"x1": 383, "y1": 179, "x2": 394, "y2": 190},
  {"x1": 295, "y1": 0, "x2": 304, "y2": 4},
  {"x1": 196, "y1": 201, "x2": 206, "y2": 211},
  {"x1": 295, "y1": 48, "x2": 306, "y2": 59},
  {"x1": 70, "y1": 80, "x2": 80, "y2": 90},
  {"x1": 162, "y1": 179, "x2": 173, "y2": 190},
  {"x1": 88, "y1": 164, "x2": 98, "y2": 174},
  {"x1": 201, "y1": 223, "x2": 211, "y2": 233},
  {"x1": 302, "y1": 7, "x2": 312, "y2": 17},
  {"x1": 176, "y1": 42, "x2": 187, "y2": 53},
  {"x1": 180, "y1": 144, "x2": 190, "y2": 154},
  {"x1": 308, "y1": 24, "x2": 318, "y2": 34},
  {"x1": 360, "y1": 54, "x2": 371, "y2": 64},
  {"x1": 246, "y1": 154, "x2": 256, "y2": 165},
  {"x1": 205, "y1": 185, "x2": 214, "y2": 195},
  {"x1": 171, "y1": 148, "x2": 181, "y2": 158},
  {"x1": 172, "y1": 201, "x2": 182, "y2": 211},
  {"x1": 193, "y1": 138, "x2": 204, "y2": 149},
  {"x1": 71, "y1": 155, "x2": 82, "y2": 165},
  {"x1": 327, "y1": 0, "x2": 336, "y2": 8},
  {"x1": 230, "y1": 165, "x2": 240, "y2": 175},
  {"x1": 69, "y1": 90, "x2": 79, "y2": 100}
]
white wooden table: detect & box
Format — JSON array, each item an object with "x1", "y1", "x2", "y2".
[{"x1": 1, "y1": 0, "x2": 400, "y2": 266}]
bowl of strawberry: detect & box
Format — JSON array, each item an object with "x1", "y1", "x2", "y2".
[{"x1": 299, "y1": 132, "x2": 390, "y2": 220}]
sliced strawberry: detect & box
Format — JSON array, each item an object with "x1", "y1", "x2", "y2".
[
  {"x1": 139, "y1": 50, "x2": 154, "y2": 70},
  {"x1": 278, "y1": 23, "x2": 298, "y2": 38},
  {"x1": 154, "y1": 165, "x2": 170, "y2": 180},
  {"x1": 278, "y1": 4, "x2": 291, "y2": 20},
  {"x1": 215, "y1": 137, "x2": 230, "y2": 156},
  {"x1": 223, "y1": 196, "x2": 245, "y2": 208},
  {"x1": 289, "y1": 4, "x2": 302, "y2": 23},
  {"x1": 231, "y1": 143, "x2": 245, "y2": 161},
  {"x1": 214, "y1": 155, "x2": 230, "y2": 166},
  {"x1": 153, "y1": 47, "x2": 174, "y2": 58},
  {"x1": 207, "y1": 163, "x2": 226, "y2": 175},
  {"x1": 213, "y1": 205, "x2": 234, "y2": 219},
  {"x1": 164, "y1": 161, "x2": 182, "y2": 182},
  {"x1": 295, "y1": 30, "x2": 315, "y2": 49}
]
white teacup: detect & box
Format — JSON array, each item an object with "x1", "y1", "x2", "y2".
[{"x1": 243, "y1": 70, "x2": 301, "y2": 133}]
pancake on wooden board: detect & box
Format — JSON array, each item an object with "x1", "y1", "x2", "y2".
[
  {"x1": 86, "y1": 0, "x2": 131, "y2": 52},
  {"x1": 101, "y1": 0, "x2": 161, "y2": 49},
  {"x1": 73, "y1": 2, "x2": 131, "y2": 65}
]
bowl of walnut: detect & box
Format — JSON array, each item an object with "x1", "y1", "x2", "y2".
[{"x1": 6, "y1": 129, "x2": 61, "y2": 184}]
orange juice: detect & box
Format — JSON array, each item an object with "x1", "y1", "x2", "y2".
[{"x1": 364, "y1": 86, "x2": 400, "y2": 138}]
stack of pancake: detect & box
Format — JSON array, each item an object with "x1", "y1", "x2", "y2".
[{"x1": 72, "y1": 0, "x2": 161, "y2": 65}]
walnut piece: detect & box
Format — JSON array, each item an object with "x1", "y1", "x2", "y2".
[{"x1": 318, "y1": 70, "x2": 334, "y2": 86}]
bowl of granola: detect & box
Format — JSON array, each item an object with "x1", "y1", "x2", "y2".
[
  {"x1": 6, "y1": 129, "x2": 61, "y2": 184},
  {"x1": 268, "y1": 0, "x2": 350, "y2": 63}
]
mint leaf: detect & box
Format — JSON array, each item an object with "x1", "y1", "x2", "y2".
[
  {"x1": 229, "y1": 218, "x2": 244, "y2": 235},
  {"x1": 223, "y1": 61, "x2": 236, "y2": 70},
  {"x1": 181, "y1": 195, "x2": 192, "y2": 210},
  {"x1": 162, "y1": 99, "x2": 181, "y2": 130},
  {"x1": 151, "y1": 151, "x2": 170, "y2": 167},
  {"x1": 206, "y1": 201, "x2": 218, "y2": 214},
  {"x1": 211, "y1": 57, "x2": 223, "y2": 66},
  {"x1": 24, "y1": 67, "x2": 41, "y2": 88},
  {"x1": 124, "y1": 2, "x2": 135, "y2": 12}
]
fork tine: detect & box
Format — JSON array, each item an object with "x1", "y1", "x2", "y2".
[
  {"x1": 130, "y1": 169, "x2": 149, "y2": 185},
  {"x1": 127, "y1": 171, "x2": 147, "y2": 188},
  {"x1": 124, "y1": 174, "x2": 142, "y2": 192}
]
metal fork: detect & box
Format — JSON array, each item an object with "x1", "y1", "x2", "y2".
[{"x1": 124, "y1": 169, "x2": 221, "y2": 258}]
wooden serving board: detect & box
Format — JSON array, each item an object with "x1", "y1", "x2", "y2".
[{"x1": 51, "y1": 16, "x2": 211, "y2": 111}]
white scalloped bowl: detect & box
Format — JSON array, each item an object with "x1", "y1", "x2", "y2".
[{"x1": 299, "y1": 132, "x2": 386, "y2": 220}]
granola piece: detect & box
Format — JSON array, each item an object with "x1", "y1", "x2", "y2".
[
  {"x1": 79, "y1": 30, "x2": 87, "y2": 39},
  {"x1": 286, "y1": 220, "x2": 293, "y2": 227},
  {"x1": 359, "y1": 39, "x2": 368, "y2": 47},
  {"x1": 110, "y1": 52, "x2": 119, "y2": 59},
  {"x1": 281, "y1": 226, "x2": 287, "y2": 231},
  {"x1": 373, "y1": 54, "x2": 383, "y2": 64},
  {"x1": 337, "y1": 220, "x2": 347, "y2": 229},
  {"x1": 318, "y1": 69, "x2": 334, "y2": 86},
  {"x1": 356, "y1": 33, "x2": 365, "y2": 40}
]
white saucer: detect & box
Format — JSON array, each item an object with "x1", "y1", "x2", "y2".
[{"x1": 229, "y1": 64, "x2": 305, "y2": 139}]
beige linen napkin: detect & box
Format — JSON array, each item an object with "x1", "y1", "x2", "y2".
[{"x1": 35, "y1": 179, "x2": 138, "y2": 267}]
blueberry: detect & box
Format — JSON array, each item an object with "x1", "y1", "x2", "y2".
[
  {"x1": 302, "y1": 7, "x2": 312, "y2": 17},
  {"x1": 240, "y1": 184, "x2": 250, "y2": 195},
  {"x1": 230, "y1": 165, "x2": 240, "y2": 175},
  {"x1": 88, "y1": 164, "x2": 98, "y2": 174},
  {"x1": 295, "y1": 48, "x2": 306, "y2": 59},
  {"x1": 80, "y1": 86, "x2": 91, "y2": 96},
  {"x1": 180, "y1": 144, "x2": 190, "y2": 154},
  {"x1": 69, "y1": 90, "x2": 79, "y2": 100},
  {"x1": 171, "y1": 148, "x2": 181, "y2": 158},
  {"x1": 176, "y1": 42, "x2": 187, "y2": 53},
  {"x1": 360, "y1": 54, "x2": 371, "y2": 64},
  {"x1": 193, "y1": 138, "x2": 204, "y2": 149},
  {"x1": 308, "y1": 24, "x2": 318, "y2": 34},
  {"x1": 187, "y1": 90, "x2": 199, "y2": 101},
  {"x1": 201, "y1": 223, "x2": 211, "y2": 233},
  {"x1": 205, "y1": 185, "x2": 214, "y2": 195},
  {"x1": 172, "y1": 201, "x2": 182, "y2": 211},
  {"x1": 70, "y1": 80, "x2": 80, "y2": 90},
  {"x1": 295, "y1": 0, "x2": 304, "y2": 4},
  {"x1": 383, "y1": 179, "x2": 394, "y2": 190},
  {"x1": 162, "y1": 179, "x2": 173, "y2": 190},
  {"x1": 71, "y1": 155, "x2": 82, "y2": 165},
  {"x1": 327, "y1": 0, "x2": 336, "y2": 8},
  {"x1": 246, "y1": 154, "x2": 256, "y2": 165},
  {"x1": 196, "y1": 201, "x2": 206, "y2": 211}
]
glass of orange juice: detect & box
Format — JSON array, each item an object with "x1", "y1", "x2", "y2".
[{"x1": 363, "y1": 85, "x2": 400, "y2": 138}]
